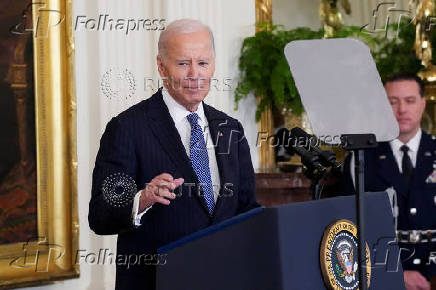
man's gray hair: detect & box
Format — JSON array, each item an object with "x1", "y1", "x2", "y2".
[{"x1": 158, "y1": 19, "x2": 215, "y2": 59}]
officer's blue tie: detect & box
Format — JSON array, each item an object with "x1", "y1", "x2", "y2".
[{"x1": 187, "y1": 113, "x2": 215, "y2": 214}]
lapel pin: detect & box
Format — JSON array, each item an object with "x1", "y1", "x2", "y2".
[
  {"x1": 218, "y1": 131, "x2": 223, "y2": 137},
  {"x1": 425, "y1": 151, "x2": 432, "y2": 157},
  {"x1": 379, "y1": 155, "x2": 386, "y2": 160}
]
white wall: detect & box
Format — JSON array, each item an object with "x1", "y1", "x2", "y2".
[{"x1": 23, "y1": 0, "x2": 256, "y2": 289}]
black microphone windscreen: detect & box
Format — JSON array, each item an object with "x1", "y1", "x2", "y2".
[{"x1": 290, "y1": 127, "x2": 309, "y2": 138}]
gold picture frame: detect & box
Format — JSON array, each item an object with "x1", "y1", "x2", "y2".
[{"x1": 0, "y1": 0, "x2": 78, "y2": 288}]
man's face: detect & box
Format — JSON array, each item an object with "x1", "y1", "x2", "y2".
[
  {"x1": 157, "y1": 30, "x2": 215, "y2": 109},
  {"x1": 385, "y1": 80, "x2": 426, "y2": 138}
]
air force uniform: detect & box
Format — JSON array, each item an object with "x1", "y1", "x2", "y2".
[{"x1": 341, "y1": 129, "x2": 436, "y2": 278}]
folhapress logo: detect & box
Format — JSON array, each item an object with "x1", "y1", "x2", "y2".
[
  {"x1": 9, "y1": 237, "x2": 65, "y2": 272},
  {"x1": 10, "y1": 2, "x2": 65, "y2": 38}
]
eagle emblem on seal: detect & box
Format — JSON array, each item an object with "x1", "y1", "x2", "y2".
[{"x1": 335, "y1": 240, "x2": 358, "y2": 283}]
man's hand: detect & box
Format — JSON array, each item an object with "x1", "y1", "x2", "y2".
[
  {"x1": 404, "y1": 270, "x2": 430, "y2": 290},
  {"x1": 139, "y1": 173, "x2": 184, "y2": 212}
]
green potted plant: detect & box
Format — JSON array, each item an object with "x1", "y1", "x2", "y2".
[{"x1": 234, "y1": 23, "x2": 378, "y2": 122}]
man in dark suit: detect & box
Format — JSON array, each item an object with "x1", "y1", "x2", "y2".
[
  {"x1": 89, "y1": 19, "x2": 259, "y2": 289},
  {"x1": 342, "y1": 72, "x2": 435, "y2": 290}
]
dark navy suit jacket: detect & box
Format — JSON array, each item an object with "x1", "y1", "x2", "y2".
[
  {"x1": 342, "y1": 131, "x2": 436, "y2": 278},
  {"x1": 89, "y1": 89, "x2": 259, "y2": 289}
]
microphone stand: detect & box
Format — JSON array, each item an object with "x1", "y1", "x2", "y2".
[
  {"x1": 289, "y1": 128, "x2": 340, "y2": 200},
  {"x1": 291, "y1": 145, "x2": 327, "y2": 198},
  {"x1": 303, "y1": 163, "x2": 323, "y2": 200}
]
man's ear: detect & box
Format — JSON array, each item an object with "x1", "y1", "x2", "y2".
[
  {"x1": 157, "y1": 55, "x2": 165, "y2": 77},
  {"x1": 422, "y1": 96, "x2": 426, "y2": 112}
]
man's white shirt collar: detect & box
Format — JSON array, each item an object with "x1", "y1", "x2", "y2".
[
  {"x1": 390, "y1": 129, "x2": 421, "y2": 155},
  {"x1": 161, "y1": 88, "x2": 207, "y2": 125},
  {"x1": 389, "y1": 129, "x2": 421, "y2": 169}
]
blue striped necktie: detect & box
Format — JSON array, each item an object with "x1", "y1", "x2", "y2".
[{"x1": 187, "y1": 113, "x2": 215, "y2": 214}]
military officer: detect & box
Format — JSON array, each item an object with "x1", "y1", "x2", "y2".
[{"x1": 341, "y1": 72, "x2": 436, "y2": 290}]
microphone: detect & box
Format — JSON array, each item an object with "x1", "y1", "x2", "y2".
[
  {"x1": 290, "y1": 127, "x2": 341, "y2": 170},
  {"x1": 276, "y1": 127, "x2": 341, "y2": 199},
  {"x1": 275, "y1": 128, "x2": 327, "y2": 176}
]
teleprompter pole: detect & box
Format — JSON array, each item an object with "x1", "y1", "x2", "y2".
[
  {"x1": 354, "y1": 149, "x2": 367, "y2": 290},
  {"x1": 342, "y1": 134, "x2": 377, "y2": 290}
]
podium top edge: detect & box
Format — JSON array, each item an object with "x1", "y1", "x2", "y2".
[{"x1": 157, "y1": 207, "x2": 264, "y2": 254}]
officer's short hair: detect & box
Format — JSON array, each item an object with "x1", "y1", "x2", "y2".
[{"x1": 384, "y1": 72, "x2": 425, "y2": 97}]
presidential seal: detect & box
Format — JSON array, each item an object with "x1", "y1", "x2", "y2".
[{"x1": 320, "y1": 219, "x2": 371, "y2": 289}]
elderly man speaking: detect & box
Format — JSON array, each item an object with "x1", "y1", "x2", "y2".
[{"x1": 89, "y1": 19, "x2": 259, "y2": 289}]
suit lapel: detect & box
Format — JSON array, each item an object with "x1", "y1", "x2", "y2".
[
  {"x1": 375, "y1": 142, "x2": 408, "y2": 196},
  {"x1": 376, "y1": 133, "x2": 435, "y2": 196},
  {"x1": 411, "y1": 132, "x2": 434, "y2": 187},
  {"x1": 145, "y1": 90, "x2": 198, "y2": 184},
  {"x1": 203, "y1": 103, "x2": 235, "y2": 217}
]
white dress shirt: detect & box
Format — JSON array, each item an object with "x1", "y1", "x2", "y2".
[
  {"x1": 132, "y1": 89, "x2": 221, "y2": 226},
  {"x1": 389, "y1": 129, "x2": 421, "y2": 172},
  {"x1": 349, "y1": 129, "x2": 422, "y2": 186}
]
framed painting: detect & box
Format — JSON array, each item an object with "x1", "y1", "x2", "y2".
[{"x1": 0, "y1": 0, "x2": 78, "y2": 288}]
